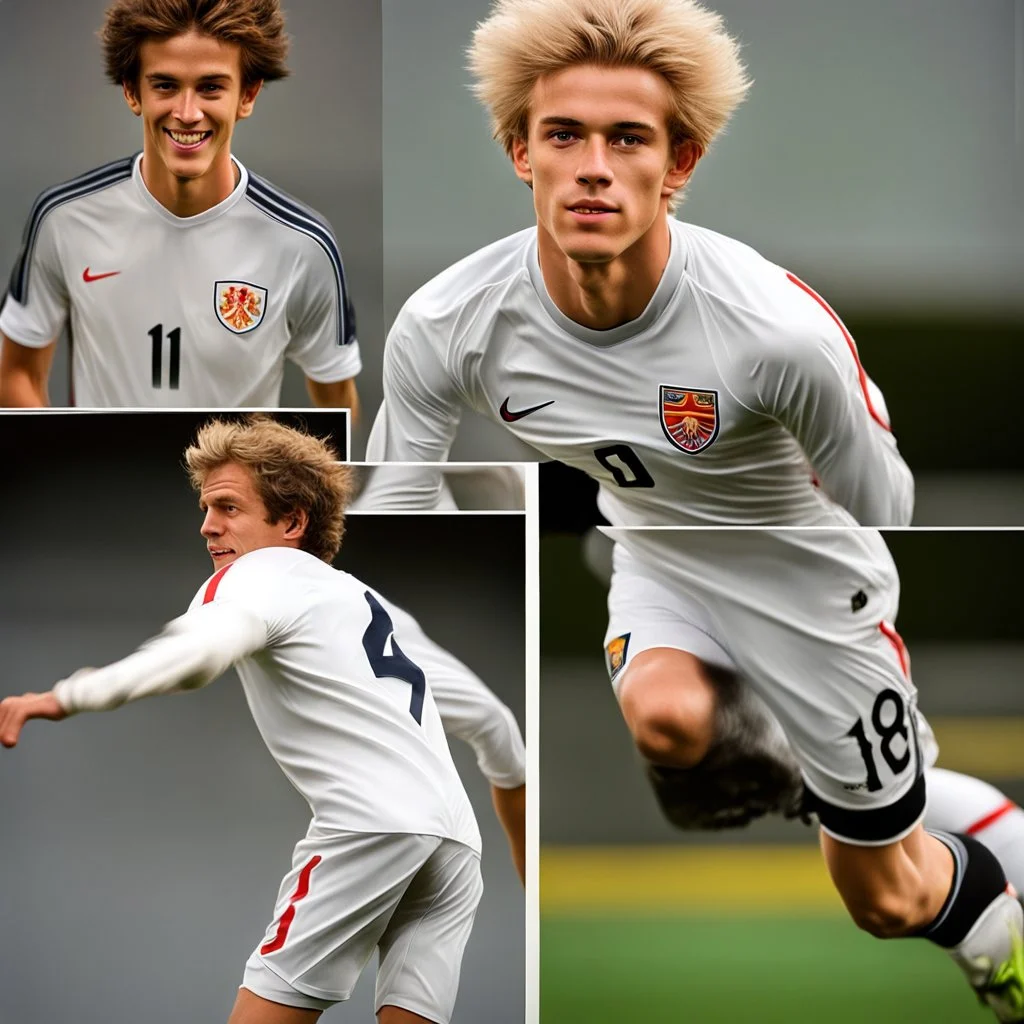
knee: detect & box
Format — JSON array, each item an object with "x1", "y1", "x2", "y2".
[
  {"x1": 619, "y1": 666, "x2": 716, "y2": 768},
  {"x1": 845, "y1": 889, "x2": 929, "y2": 939}
]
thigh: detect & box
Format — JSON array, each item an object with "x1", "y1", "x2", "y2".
[
  {"x1": 243, "y1": 830, "x2": 442, "y2": 1010},
  {"x1": 375, "y1": 840, "x2": 484, "y2": 1024},
  {"x1": 604, "y1": 542, "x2": 735, "y2": 694},
  {"x1": 700, "y1": 539, "x2": 930, "y2": 847}
]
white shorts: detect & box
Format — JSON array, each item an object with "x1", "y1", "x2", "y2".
[
  {"x1": 603, "y1": 530, "x2": 939, "y2": 847},
  {"x1": 242, "y1": 826, "x2": 483, "y2": 1022}
]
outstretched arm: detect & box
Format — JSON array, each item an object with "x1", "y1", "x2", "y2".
[
  {"x1": 0, "y1": 602, "x2": 266, "y2": 747},
  {"x1": 0, "y1": 691, "x2": 66, "y2": 747}
]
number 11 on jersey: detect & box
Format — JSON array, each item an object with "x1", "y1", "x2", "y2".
[{"x1": 148, "y1": 323, "x2": 181, "y2": 389}]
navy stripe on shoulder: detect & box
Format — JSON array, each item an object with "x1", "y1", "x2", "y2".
[
  {"x1": 9, "y1": 155, "x2": 136, "y2": 305},
  {"x1": 244, "y1": 175, "x2": 356, "y2": 346}
]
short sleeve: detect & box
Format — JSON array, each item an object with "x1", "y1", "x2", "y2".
[
  {"x1": 0, "y1": 211, "x2": 69, "y2": 346},
  {"x1": 285, "y1": 233, "x2": 362, "y2": 383}
]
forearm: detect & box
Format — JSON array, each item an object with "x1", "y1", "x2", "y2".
[
  {"x1": 491, "y1": 783, "x2": 526, "y2": 886},
  {"x1": 0, "y1": 334, "x2": 52, "y2": 406},
  {"x1": 54, "y1": 604, "x2": 266, "y2": 714},
  {"x1": 306, "y1": 375, "x2": 359, "y2": 422}
]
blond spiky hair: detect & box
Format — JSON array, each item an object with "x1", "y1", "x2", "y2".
[{"x1": 468, "y1": 0, "x2": 751, "y2": 156}]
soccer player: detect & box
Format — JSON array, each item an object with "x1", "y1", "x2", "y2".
[
  {"x1": 370, "y1": 0, "x2": 1023, "y2": 1015},
  {"x1": 0, "y1": 416, "x2": 526, "y2": 1023},
  {"x1": 0, "y1": 0, "x2": 360, "y2": 410}
]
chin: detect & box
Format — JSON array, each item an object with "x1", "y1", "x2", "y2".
[{"x1": 555, "y1": 235, "x2": 625, "y2": 265}]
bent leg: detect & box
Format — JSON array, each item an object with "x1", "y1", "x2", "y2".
[
  {"x1": 821, "y1": 823, "x2": 953, "y2": 937},
  {"x1": 227, "y1": 988, "x2": 322, "y2": 1024},
  {"x1": 617, "y1": 647, "x2": 719, "y2": 767}
]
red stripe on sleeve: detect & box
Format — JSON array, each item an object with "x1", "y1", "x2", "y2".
[
  {"x1": 966, "y1": 800, "x2": 1018, "y2": 836},
  {"x1": 259, "y1": 854, "x2": 322, "y2": 956},
  {"x1": 202, "y1": 564, "x2": 234, "y2": 605},
  {"x1": 878, "y1": 620, "x2": 910, "y2": 678},
  {"x1": 786, "y1": 272, "x2": 891, "y2": 433}
]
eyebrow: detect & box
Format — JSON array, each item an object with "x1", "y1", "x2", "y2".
[
  {"x1": 538, "y1": 116, "x2": 657, "y2": 133},
  {"x1": 145, "y1": 72, "x2": 233, "y2": 83}
]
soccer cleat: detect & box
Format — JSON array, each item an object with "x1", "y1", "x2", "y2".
[{"x1": 952, "y1": 894, "x2": 1024, "y2": 1022}]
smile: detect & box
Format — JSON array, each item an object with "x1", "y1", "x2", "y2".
[{"x1": 165, "y1": 128, "x2": 212, "y2": 150}]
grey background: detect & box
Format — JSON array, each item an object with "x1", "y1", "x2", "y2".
[
  {"x1": 0, "y1": 414, "x2": 525, "y2": 1024},
  {"x1": 0, "y1": 1, "x2": 383, "y2": 430},
  {"x1": 383, "y1": 0, "x2": 1024, "y2": 515}
]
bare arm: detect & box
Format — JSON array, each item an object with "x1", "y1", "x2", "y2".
[
  {"x1": 491, "y1": 782, "x2": 526, "y2": 886},
  {"x1": 0, "y1": 332, "x2": 54, "y2": 406},
  {"x1": 306, "y1": 376, "x2": 360, "y2": 422}
]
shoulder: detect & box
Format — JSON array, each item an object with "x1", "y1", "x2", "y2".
[
  {"x1": 8, "y1": 155, "x2": 137, "y2": 302},
  {"x1": 675, "y1": 220, "x2": 841, "y2": 354},
  {"x1": 197, "y1": 547, "x2": 327, "y2": 601},
  {"x1": 392, "y1": 229, "x2": 535, "y2": 339},
  {"x1": 242, "y1": 171, "x2": 346, "y2": 280}
]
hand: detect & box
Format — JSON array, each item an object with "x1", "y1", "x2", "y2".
[
  {"x1": 0, "y1": 691, "x2": 66, "y2": 748},
  {"x1": 491, "y1": 783, "x2": 526, "y2": 887}
]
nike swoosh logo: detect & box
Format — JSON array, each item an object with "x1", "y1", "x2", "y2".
[
  {"x1": 82, "y1": 268, "x2": 121, "y2": 283},
  {"x1": 500, "y1": 397, "x2": 555, "y2": 422}
]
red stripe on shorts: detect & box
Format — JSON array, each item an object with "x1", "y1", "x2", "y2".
[
  {"x1": 202, "y1": 564, "x2": 234, "y2": 605},
  {"x1": 786, "y1": 272, "x2": 891, "y2": 433},
  {"x1": 259, "y1": 854, "x2": 322, "y2": 956},
  {"x1": 966, "y1": 800, "x2": 1017, "y2": 836},
  {"x1": 878, "y1": 621, "x2": 909, "y2": 678}
]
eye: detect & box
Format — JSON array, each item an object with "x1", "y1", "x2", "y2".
[
  {"x1": 616, "y1": 134, "x2": 644, "y2": 148},
  {"x1": 199, "y1": 83, "x2": 224, "y2": 94},
  {"x1": 549, "y1": 129, "x2": 577, "y2": 143}
]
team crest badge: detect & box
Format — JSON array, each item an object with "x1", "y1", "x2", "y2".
[
  {"x1": 660, "y1": 385, "x2": 720, "y2": 454},
  {"x1": 605, "y1": 633, "x2": 631, "y2": 682},
  {"x1": 214, "y1": 281, "x2": 267, "y2": 335}
]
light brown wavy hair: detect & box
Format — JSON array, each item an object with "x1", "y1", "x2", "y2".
[
  {"x1": 469, "y1": 0, "x2": 750, "y2": 186},
  {"x1": 101, "y1": 0, "x2": 290, "y2": 89},
  {"x1": 185, "y1": 415, "x2": 352, "y2": 564}
]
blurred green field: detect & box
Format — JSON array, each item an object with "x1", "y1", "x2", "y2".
[
  {"x1": 541, "y1": 847, "x2": 993, "y2": 1023},
  {"x1": 542, "y1": 914, "x2": 984, "y2": 1023}
]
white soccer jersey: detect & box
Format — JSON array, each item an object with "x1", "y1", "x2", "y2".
[
  {"x1": 386, "y1": 600, "x2": 526, "y2": 789},
  {"x1": 0, "y1": 154, "x2": 361, "y2": 407},
  {"x1": 374, "y1": 219, "x2": 912, "y2": 527},
  {"x1": 53, "y1": 546, "x2": 480, "y2": 852}
]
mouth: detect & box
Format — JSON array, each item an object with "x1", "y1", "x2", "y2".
[
  {"x1": 567, "y1": 202, "x2": 618, "y2": 222},
  {"x1": 164, "y1": 128, "x2": 213, "y2": 152},
  {"x1": 208, "y1": 547, "x2": 235, "y2": 561}
]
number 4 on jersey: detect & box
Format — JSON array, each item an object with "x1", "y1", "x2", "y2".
[{"x1": 362, "y1": 592, "x2": 426, "y2": 724}]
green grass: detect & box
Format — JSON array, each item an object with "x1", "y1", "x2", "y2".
[{"x1": 542, "y1": 914, "x2": 986, "y2": 1023}]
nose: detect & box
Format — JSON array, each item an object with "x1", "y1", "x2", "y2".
[
  {"x1": 174, "y1": 89, "x2": 203, "y2": 126},
  {"x1": 201, "y1": 508, "x2": 221, "y2": 539},
  {"x1": 575, "y1": 137, "x2": 613, "y2": 186}
]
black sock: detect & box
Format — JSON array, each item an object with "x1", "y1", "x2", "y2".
[{"x1": 920, "y1": 830, "x2": 1009, "y2": 948}]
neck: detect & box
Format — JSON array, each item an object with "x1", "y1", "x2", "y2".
[
  {"x1": 141, "y1": 147, "x2": 238, "y2": 218},
  {"x1": 536, "y1": 212, "x2": 672, "y2": 331}
]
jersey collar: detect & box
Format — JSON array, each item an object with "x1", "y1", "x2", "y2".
[
  {"x1": 526, "y1": 217, "x2": 688, "y2": 347},
  {"x1": 132, "y1": 152, "x2": 250, "y2": 227}
]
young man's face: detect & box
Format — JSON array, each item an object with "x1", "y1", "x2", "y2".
[
  {"x1": 199, "y1": 462, "x2": 305, "y2": 569},
  {"x1": 124, "y1": 29, "x2": 262, "y2": 186},
  {"x1": 512, "y1": 64, "x2": 699, "y2": 264}
]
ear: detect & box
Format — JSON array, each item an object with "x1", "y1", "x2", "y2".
[
  {"x1": 283, "y1": 507, "x2": 309, "y2": 544},
  {"x1": 511, "y1": 136, "x2": 533, "y2": 187},
  {"x1": 123, "y1": 79, "x2": 142, "y2": 116},
  {"x1": 236, "y1": 79, "x2": 264, "y2": 122},
  {"x1": 662, "y1": 139, "x2": 703, "y2": 197}
]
